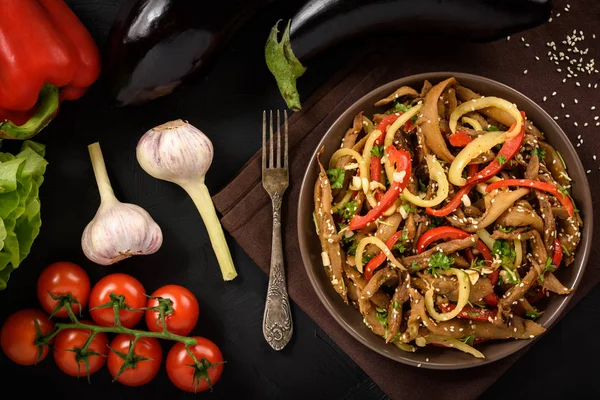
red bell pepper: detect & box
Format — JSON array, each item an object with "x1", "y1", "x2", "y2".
[
  {"x1": 416, "y1": 226, "x2": 493, "y2": 260},
  {"x1": 426, "y1": 164, "x2": 479, "y2": 217},
  {"x1": 552, "y1": 238, "x2": 563, "y2": 268},
  {"x1": 364, "y1": 230, "x2": 404, "y2": 280},
  {"x1": 369, "y1": 156, "x2": 383, "y2": 202},
  {"x1": 448, "y1": 131, "x2": 473, "y2": 147},
  {"x1": 464, "y1": 112, "x2": 526, "y2": 186},
  {"x1": 0, "y1": 0, "x2": 101, "y2": 139},
  {"x1": 349, "y1": 146, "x2": 411, "y2": 231},
  {"x1": 438, "y1": 303, "x2": 497, "y2": 321},
  {"x1": 526, "y1": 286, "x2": 546, "y2": 304},
  {"x1": 485, "y1": 179, "x2": 575, "y2": 217}
]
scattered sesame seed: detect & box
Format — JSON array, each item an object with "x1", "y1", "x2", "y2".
[
  {"x1": 561, "y1": 103, "x2": 565, "y2": 108},
  {"x1": 587, "y1": 170, "x2": 591, "y2": 174},
  {"x1": 553, "y1": 116, "x2": 559, "y2": 120},
  {"x1": 552, "y1": 91, "x2": 557, "y2": 96},
  {"x1": 574, "y1": 98, "x2": 579, "y2": 103},
  {"x1": 592, "y1": 106, "x2": 596, "y2": 110},
  {"x1": 542, "y1": 96, "x2": 547, "y2": 101},
  {"x1": 506, "y1": 36, "x2": 510, "y2": 41},
  {"x1": 574, "y1": 122, "x2": 579, "y2": 126},
  {"x1": 521, "y1": 37, "x2": 525, "y2": 42},
  {"x1": 524, "y1": 70, "x2": 528, "y2": 74},
  {"x1": 535, "y1": 56, "x2": 539, "y2": 60},
  {"x1": 565, "y1": 114, "x2": 570, "y2": 118},
  {"x1": 576, "y1": 81, "x2": 581, "y2": 86},
  {"x1": 584, "y1": 122, "x2": 589, "y2": 126}
]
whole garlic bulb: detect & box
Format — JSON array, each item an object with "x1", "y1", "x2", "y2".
[
  {"x1": 136, "y1": 119, "x2": 213, "y2": 185},
  {"x1": 136, "y1": 120, "x2": 238, "y2": 281},
  {"x1": 82, "y1": 142, "x2": 163, "y2": 266}
]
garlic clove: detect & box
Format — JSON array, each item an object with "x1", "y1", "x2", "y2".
[{"x1": 82, "y1": 202, "x2": 163, "y2": 266}]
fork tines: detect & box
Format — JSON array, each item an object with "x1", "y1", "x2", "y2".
[{"x1": 262, "y1": 110, "x2": 288, "y2": 170}]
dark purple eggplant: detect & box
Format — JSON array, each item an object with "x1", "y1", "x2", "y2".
[
  {"x1": 104, "y1": 0, "x2": 273, "y2": 106},
  {"x1": 266, "y1": 0, "x2": 551, "y2": 110}
]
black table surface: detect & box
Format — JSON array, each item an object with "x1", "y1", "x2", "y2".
[{"x1": 1, "y1": 1, "x2": 599, "y2": 399}]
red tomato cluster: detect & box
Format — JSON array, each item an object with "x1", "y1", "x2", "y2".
[{"x1": 0, "y1": 262, "x2": 223, "y2": 393}]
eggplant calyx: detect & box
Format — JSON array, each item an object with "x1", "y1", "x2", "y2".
[{"x1": 265, "y1": 19, "x2": 306, "y2": 111}]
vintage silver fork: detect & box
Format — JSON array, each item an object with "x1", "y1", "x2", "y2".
[{"x1": 261, "y1": 110, "x2": 293, "y2": 351}]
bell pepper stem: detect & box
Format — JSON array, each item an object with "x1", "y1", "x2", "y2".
[{"x1": 0, "y1": 84, "x2": 60, "y2": 140}]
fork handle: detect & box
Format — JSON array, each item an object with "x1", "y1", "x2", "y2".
[{"x1": 262, "y1": 192, "x2": 293, "y2": 350}]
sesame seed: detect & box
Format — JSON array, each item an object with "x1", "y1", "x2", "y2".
[
  {"x1": 535, "y1": 56, "x2": 539, "y2": 60},
  {"x1": 561, "y1": 103, "x2": 565, "y2": 108},
  {"x1": 507, "y1": 36, "x2": 510, "y2": 41},
  {"x1": 565, "y1": 114, "x2": 570, "y2": 118},
  {"x1": 543, "y1": 96, "x2": 547, "y2": 101},
  {"x1": 574, "y1": 122, "x2": 578, "y2": 126},
  {"x1": 524, "y1": 70, "x2": 528, "y2": 75},
  {"x1": 592, "y1": 106, "x2": 596, "y2": 110},
  {"x1": 576, "y1": 82, "x2": 581, "y2": 86},
  {"x1": 587, "y1": 170, "x2": 591, "y2": 174},
  {"x1": 552, "y1": 91, "x2": 557, "y2": 96},
  {"x1": 585, "y1": 122, "x2": 589, "y2": 126},
  {"x1": 553, "y1": 116, "x2": 559, "y2": 120}
]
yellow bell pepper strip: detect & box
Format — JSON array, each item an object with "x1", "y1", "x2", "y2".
[{"x1": 349, "y1": 145, "x2": 411, "y2": 231}]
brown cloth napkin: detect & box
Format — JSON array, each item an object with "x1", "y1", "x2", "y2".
[{"x1": 214, "y1": 1, "x2": 600, "y2": 398}]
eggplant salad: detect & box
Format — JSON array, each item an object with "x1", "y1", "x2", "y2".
[{"x1": 313, "y1": 77, "x2": 582, "y2": 358}]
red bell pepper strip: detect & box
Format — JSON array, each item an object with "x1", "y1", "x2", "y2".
[
  {"x1": 551, "y1": 238, "x2": 563, "y2": 268},
  {"x1": 364, "y1": 230, "x2": 404, "y2": 280},
  {"x1": 370, "y1": 156, "x2": 383, "y2": 202},
  {"x1": 438, "y1": 303, "x2": 497, "y2": 321},
  {"x1": 349, "y1": 146, "x2": 411, "y2": 231},
  {"x1": 0, "y1": 0, "x2": 101, "y2": 139},
  {"x1": 482, "y1": 292, "x2": 498, "y2": 307},
  {"x1": 416, "y1": 226, "x2": 493, "y2": 260},
  {"x1": 464, "y1": 112, "x2": 526, "y2": 186},
  {"x1": 485, "y1": 179, "x2": 575, "y2": 217},
  {"x1": 449, "y1": 131, "x2": 473, "y2": 147},
  {"x1": 426, "y1": 164, "x2": 479, "y2": 217}
]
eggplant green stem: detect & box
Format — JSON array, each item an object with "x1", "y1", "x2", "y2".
[
  {"x1": 0, "y1": 83, "x2": 59, "y2": 140},
  {"x1": 265, "y1": 20, "x2": 306, "y2": 111},
  {"x1": 183, "y1": 182, "x2": 238, "y2": 281}
]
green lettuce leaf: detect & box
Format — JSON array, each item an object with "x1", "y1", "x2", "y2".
[{"x1": 0, "y1": 140, "x2": 46, "y2": 290}]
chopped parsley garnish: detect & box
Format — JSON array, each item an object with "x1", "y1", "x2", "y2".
[
  {"x1": 428, "y1": 252, "x2": 454, "y2": 277},
  {"x1": 418, "y1": 179, "x2": 428, "y2": 193},
  {"x1": 394, "y1": 102, "x2": 412, "y2": 113},
  {"x1": 401, "y1": 203, "x2": 417, "y2": 214},
  {"x1": 531, "y1": 147, "x2": 546, "y2": 160},
  {"x1": 342, "y1": 234, "x2": 354, "y2": 245},
  {"x1": 498, "y1": 225, "x2": 514, "y2": 233},
  {"x1": 486, "y1": 125, "x2": 500, "y2": 132},
  {"x1": 401, "y1": 229, "x2": 409, "y2": 241},
  {"x1": 410, "y1": 262, "x2": 420, "y2": 271},
  {"x1": 429, "y1": 216, "x2": 445, "y2": 228},
  {"x1": 392, "y1": 242, "x2": 406, "y2": 254},
  {"x1": 337, "y1": 200, "x2": 358, "y2": 219},
  {"x1": 492, "y1": 240, "x2": 516, "y2": 267},
  {"x1": 502, "y1": 266, "x2": 520, "y2": 285},
  {"x1": 375, "y1": 307, "x2": 388, "y2": 327},
  {"x1": 561, "y1": 245, "x2": 571, "y2": 257},
  {"x1": 347, "y1": 242, "x2": 358, "y2": 256},
  {"x1": 362, "y1": 253, "x2": 375, "y2": 264},
  {"x1": 370, "y1": 145, "x2": 385, "y2": 158},
  {"x1": 524, "y1": 309, "x2": 542, "y2": 320},
  {"x1": 392, "y1": 301, "x2": 401, "y2": 310},
  {"x1": 326, "y1": 168, "x2": 345, "y2": 189},
  {"x1": 557, "y1": 184, "x2": 569, "y2": 196},
  {"x1": 538, "y1": 257, "x2": 557, "y2": 283},
  {"x1": 497, "y1": 155, "x2": 508, "y2": 165},
  {"x1": 460, "y1": 335, "x2": 475, "y2": 345},
  {"x1": 470, "y1": 259, "x2": 489, "y2": 271}
]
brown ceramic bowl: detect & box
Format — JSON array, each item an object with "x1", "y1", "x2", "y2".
[{"x1": 297, "y1": 72, "x2": 593, "y2": 369}]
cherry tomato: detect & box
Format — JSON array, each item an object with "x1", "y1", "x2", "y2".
[
  {"x1": 145, "y1": 285, "x2": 199, "y2": 336},
  {"x1": 166, "y1": 337, "x2": 224, "y2": 393},
  {"x1": 37, "y1": 261, "x2": 91, "y2": 318},
  {"x1": 1, "y1": 309, "x2": 54, "y2": 365},
  {"x1": 107, "y1": 334, "x2": 162, "y2": 387},
  {"x1": 89, "y1": 273, "x2": 146, "y2": 328},
  {"x1": 53, "y1": 322, "x2": 108, "y2": 377}
]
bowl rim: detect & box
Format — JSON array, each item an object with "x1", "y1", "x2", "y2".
[{"x1": 297, "y1": 71, "x2": 593, "y2": 369}]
